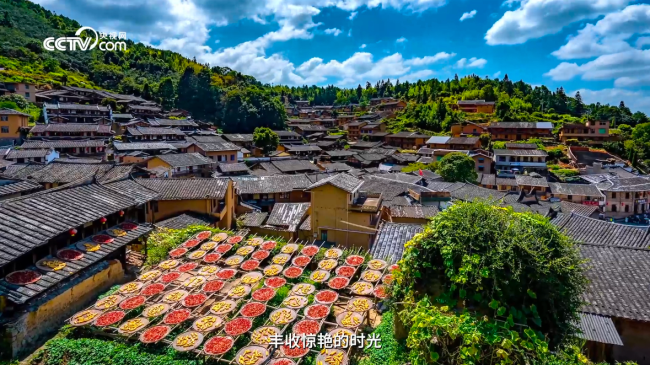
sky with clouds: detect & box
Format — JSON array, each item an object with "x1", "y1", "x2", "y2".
[{"x1": 33, "y1": 0, "x2": 650, "y2": 113}]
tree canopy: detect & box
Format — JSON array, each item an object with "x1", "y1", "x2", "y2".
[
  {"x1": 437, "y1": 152, "x2": 478, "y2": 182},
  {"x1": 392, "y1": 201, "x2": 589, "y2": 364},
  {"x1": 253, "y1": 127, "x2": 280, "y2": 155}
]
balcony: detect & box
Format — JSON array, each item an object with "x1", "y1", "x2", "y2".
[{"x1": 349, "y1": 192, "x2": 382, "y2": 212}]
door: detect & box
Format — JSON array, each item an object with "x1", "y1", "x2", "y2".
[{"x1": 321, "y1": 230, "x2": 328, "y2": 242}]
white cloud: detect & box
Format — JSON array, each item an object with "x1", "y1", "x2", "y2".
[
  {"x1": 502, "y1": 0, "x2": 522, "y2": 7},
  {"x1": 324, "y1": 28, "x2": 342, "y2": 36},
  {"x1": 455, "y1": 57, "x2": 487, "y2": 68},
  {"x1": 404, "y1": 52, "x2": 456, "y2": 65},
  {"x1": 348, "y1": 29, "x2": 353, "y2": 37},
  {"x1": 460, "y1": 10, "x2": 477, "y2": 21},
  {"x1": 493, "y1": 71, "x2": 502, "y2": 78},
  {"x1": 348, "y1": 11, "x2": 358, "y2": 20},
  {"x1": 571, "y1": 88, "x2": 650, "y2": 114},
  {"x1": 545, "y1": 49, "x2": 650, "y2": 86},
  {"x1": 485, "y1": 0, "x2": 632, "y2": 45},
  {"x1": 637, "y1": 37, "x2": 650, "y2": 48},
  {"x1": 396, "y1": 37, "x2": 408, "y2": 43},
  {"x1": 552, "y1": 4, "x2": 650, "y2": 59},
  {"x1": 359, "y1": 44, "x2": 367, "y2": 49}
]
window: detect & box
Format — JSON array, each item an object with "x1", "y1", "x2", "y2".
[
  {"x1": 321, "y1": 230, "x2": 328, "y2": 241},
  {"x1": 478, "y1": 158, "x2": 484, "y2": 163},
  {"x1": 611, "y1": 205, "x2": 617, "y2": 212},
  {"x1": 567, "y1": 195, "x2": 573, "y2": 201},
  {"x1": 612, "y1": 192, "x2": 616, "y2": 199},
  {"x1": 0, "y1": 116, "x2": 7, "y2": 121},
  {"x1": 280, "y1": 192, "x2": 289, "y2": 199},
  {"x1": 478, "y1": 166, "x2": 484, "y2": 172},
  {"x1": 151, "y1": 201, "x2": 159, "y2": 213},
  {"x1": 25, "y1": 92, "x2": 30, "y2": 98},
  {"x1": 25, "y1": 84, "x2": 29, "y2": 90},
  {"x1": 231, "y1": 154, "x2": 235, "y2": 161},
  {"x1": 1, "y1": 126, "x2": 8, "y2": 133},
  {"x1": 599, "y1": 128, "x2": 606, "y2": 134},
  {"x1": 625, "y1": 205, "x2": 630, "y2": 213}
]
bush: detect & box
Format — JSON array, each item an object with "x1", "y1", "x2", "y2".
[
  {"x1": 393, "y1": 201, "x2": 588, "y2": 345},
  {"x1": 437, "y1": 152, "x2": 477, "y2": 182},
  {"x1": 144, "y1": 225, "x2": 230, "y2": 266},
  {"x1": 359, "y1": 311, "x2": 408, "y2": 365}
]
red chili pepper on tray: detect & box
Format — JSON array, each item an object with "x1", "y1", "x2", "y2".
[
  {"x1": 336, "y1": 266, "x2": 355, "y2": 278},
  {"x1": 202, "y1": 280, "x2": 225, "y2": 293},
  {"x1": 315, "y1": 290, "x2": 337, "y2": 304},
  {"x1": 241, "y1": 260, "x2": 260, "y2": 271},
  {"x1": 160, "y1": 271, "x2": 181, "y2": 284},
  {"x1": 178, "y1": 262, "x2": 198, "y2": 272},
  {"x1": 306, "y1": 304, "x2": 329, "y2": 319},
  {"x1": 169, "y1": 248, "x2": 188, "y2": 258},
  {"x1": 216, "y1": 244, "x2": 233, "y2": 253},
  {"x1": 345, "y1": 255, "x2": 365, "y2": 266},
  {"x1": 164, "y1": 309, "x2": 191, "y2": 325},
  {"x1": 203, "y1": 253, "x2": 222, "y2": 263},
  {"x1": 301, "y1": 246, "x2": 319, "y2": 257},
  {"x1": 262, "y1": 241, "x2": 277, "y2": 250},
  {"x1": 240, "y1": 302, "x2": 266, "y2": 317},
  {"x1": 281, "y1": 344, "x2": 310, "y2": 357},
  {"x1": 142, "y1": 325, "x2": 170, "y2": 343},
  {"x1": 183, "y1": 293, "x2": 207, "y2": 307},
  {"x1": 141, "y1": 283, "x2": 165, "y2": 296},
  {"x1": 204, "y1": 336, "x2": 234, "y2": 355},
  {"x1": 252, "y1": 250, "x2": 271, "y2": 260},
  {"x1": 265, "y1": 277, "x2": 287, "y2": 288},
  {"x1": 95, "y1": 311, "x2": 125, "y2": 326},
  {"x1": 216, "y1": 269, "x2": 236, "y2": 280},
  {"x1": 293, "y1": 319, "x2": 320, "y2": 335},
  {"x1": 328, "y1": 276, "x2": 349, "y2": 289},
  {"x1": 183, "y1": 239, "x2": 200, "y2": 248},
  {"x1": 119, "y1": 295, "x2": 146, "y2": 310},
  {"x1": 224, "y1": 317, "x2": 252, "y2": 336},
  {"x1": 293, "y1": 256, "x2": 310, "y2": 267},
  {"x1": 252, "y1": 287, "x2": 275, "y2": 301},
  {"x1": 284, "y1": 266, "x2": 303, "y2": 278}
]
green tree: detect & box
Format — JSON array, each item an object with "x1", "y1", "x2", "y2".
[
  {"x1": 177, "y1": 66, "x2": 198, "y2": 112},
  {"x1": 437, "y1": 152, "x2": 477, "y2": 182},
  {"x1": 479, "y1": 133, "x2": 490, "y2": 148},
  {"x1": 157, "y1": 77, "x2": 176, "y2": 111},
  {"x1": 393, "y1": 201, "x2": 589, "y2": 363},
  {"x1": 221, "y1": 88, "x2": 287, "y2": 133},
  {"x1": 253, "y1": 127, "x2": 280, "y2": 155},
  {"x1": 402, "y1": 161, "x2": 438, "y2": 173}
]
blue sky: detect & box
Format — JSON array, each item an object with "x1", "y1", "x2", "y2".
[{"x1": 34, "y1": 0, "x2": 650, "y2": 113}]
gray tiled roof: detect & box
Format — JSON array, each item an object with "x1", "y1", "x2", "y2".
[
  {"x1": 580, "y1": 244, "x2": 650, "y2": 321},
  {"x1": 559, "y1": 201, "x2": 599, "y2": 217},
  {"x1": 370, "y1": 222, "x2": 424, "y2": 263},
  {"x1": 149, "y1": 118, "x2": 198, "y2": 127},
  {"x1": 451, "y1": 184, "x2": 508, "y2": 202},
  {"x1": 112, "y1": 142, "x2": 177, "y2": 151},
  {"x1": 156, "y1": 153, "x2": 212, "y2": 167},
  {"x1": 300, "y1": 215, "x2": 311, "y2": 231},
  {"x1": 44, "y1": 103, "x2": 110, "y2": 112},
  {"x1": 127, "y1": 126, "x2": 185, "y2": 136},
  {"x1": 233, "y1": 174, "x2": 312, "y2": 194},
  {"x1": 239, "y1": 212, "x2": 268, "y2": 227},
  {"x1": 389, "y1": 205, "x2": 439, "y2": 219},
  {"x1": 287, "y1": 145, "x2": 323, "y2": 152},
  {"x1": 553, "y1": 213, "x2": 650, "y2": 248},
  {"x1": 134, "y1": 178, "x2": 229, "y2": 200},
  {"x1": 493, "y1": 149, "x2": 548, "y2": 156},
  {"x1": 576, "y1": 313, "x2": 623, "y2": 345},
  {"x1": 0, "y1": 108, "x2": 30, "y2": 117},
  {"x1": 391, "y1": 154, "x2": 419, "y2": 163},
  {"x1": 549, "y1": 183, "x2": 604, "y2": 197},
  {"x1": 266, "y1": 202, "x2": 310, "y2": 229},
  {"x1": 322, "y1": 162, "x2": 353, "y2": 172},
  {"x1": 489, "y1": 122, "x2": 551, "y2": 129},
  {"x1": 595, "y1": 176, "x2": 650, "y2": 192},
  {"x1": 103, "y1": 179, "x2": 159, "y2": 203},
  {"x1": 21, "y1": 140, "x2": 106, "y2": 149},
  {"x1": 222, "y1": 134, "x2": 254, "y2": 142},
  {"x1": 307, "y1": 173, "x2": 363, "y2": 193},
  {"x1": 19, "y1": 162, "x2": 115, "y2": 184},
  {"x1": 515, "y1": 175, "x2": 549, "y2": 188},
  {"x1": 326, "y1": 150, "x2": 357, "y2": 158},
  {"x1": 505, "y1": 143, "x2": 538, "y2": 149},
  {"x1": 30, "y1": 123, "x2": 112, "y2": 134},
  {"x1": 480, "y1": 173, "x2": 496, "y2": 186},
  {"x1": 5, "y1": 149, "x2": 50, "y2": 159},
  {"x1": 0, "y1": 180, "x2": 41, "y2": 197},
  {"x1": 187, "y1": 135, "x2": 227, "y2": 144},
  {"x1": 218, "y1": 162, "x2": 250, "y2": 173},
  {"x1": 0, "y1": 183, "x2": 149, "y2": 268},
  {"x1": 155, "y1": 213, "x2": 216, "y2": 229},
  {"x1": 387, "y1": 131, "x2": 430, "y2": 138},
  {"x1": 271, "y1": 159, "x2": 319, "y2": 173},
  {"x1": 193, "y1": 141, "x2": 240, "y2": 152},
  {"x1": 377, "y1": 172, "x2": 422, "y2": 185}
]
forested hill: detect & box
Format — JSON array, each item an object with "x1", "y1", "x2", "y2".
[{"x1": 1, "y1": 0, "x2": 649, "y2": 135}]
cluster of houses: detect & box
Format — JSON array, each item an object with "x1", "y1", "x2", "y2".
[{"x1": 0, "y1": 88, "x2": 648, "y2": 364}]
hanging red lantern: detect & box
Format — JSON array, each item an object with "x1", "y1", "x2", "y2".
[
  {"x1": 100, "y1": 217, "x2": 107, "y2": 224},
  {"x1": 119, "y1": 210, "x2": 125, "y2": 217},
  {"x1": 69, "y1": 228, "x2": 77, "y2": 237}
]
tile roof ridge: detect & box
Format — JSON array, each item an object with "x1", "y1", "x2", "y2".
[{"x1": 577, "y1": 242, "x2": 650, "y2": 252}]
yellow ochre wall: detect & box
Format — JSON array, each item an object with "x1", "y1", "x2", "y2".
[
  {"x1": 0, "y1": 114, "x2": 29, "y2": 139},
  {"x1": 310, "y1": 184, "x2": 375, "y2": 250},
  {"x1": 5, "y1": 260, "x2": 125, "y2": 358},
  {"x1": 146, "y1": 157, "x2": 172, "y2": 171}
]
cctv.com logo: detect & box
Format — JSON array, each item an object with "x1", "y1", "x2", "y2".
[{"x1": 43, "y1": 26, "x2": 127, "y2": 52}]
